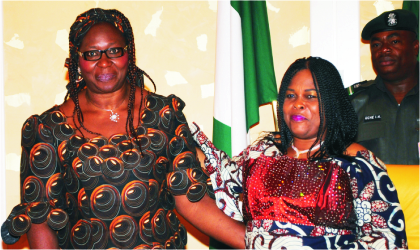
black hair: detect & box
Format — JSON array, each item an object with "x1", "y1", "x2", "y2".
[
  {"x1": 273, "y1": 57, "x2": 358, "y2": 160},
  {"x1": 64, "y1": 8, "x2": 156, "y2": 140}
]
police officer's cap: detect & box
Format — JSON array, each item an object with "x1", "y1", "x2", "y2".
[{"x1": 361, "y1": 9, "x2": 418, "y2": 40}]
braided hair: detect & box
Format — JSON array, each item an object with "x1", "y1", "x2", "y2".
[
  {"x1": 64, "y1": 8, "x2": 156, "y2": 140},
  {"x1": 274, "y1": 57, "x2": 358, "y2": 161}
]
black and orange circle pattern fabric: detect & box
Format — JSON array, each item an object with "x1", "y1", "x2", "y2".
[{"x1": 2, "y1": 93, "x2": 214, "y2": 249}]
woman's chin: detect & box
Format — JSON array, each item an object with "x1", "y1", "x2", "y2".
[
  {"x1": 88, "y1": 82, "x2": 127, "y2": 94},
  {"x1": 289, "y1": 125, "x2": 309, "y2": 136},
  {"x1": 290, "y1": 130, "x2": 317, "y2": 140}
]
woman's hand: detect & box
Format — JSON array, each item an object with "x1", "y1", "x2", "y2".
[
  {"x1": 195, "y1": 146, "x2": 210, "y2": 176},
  {"x1": 174, "y1": 194, "x2": 246, "y2": 249},
  {"x1": 345, "y1": 142, "x2": 367, "y2": 156}
]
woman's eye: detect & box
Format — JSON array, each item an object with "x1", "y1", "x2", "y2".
[
  {"x1": 391, "y1": 40, "x2": 400, "y2": 45},
  {"x1": 109, "y1": 48, "x2": 120, "y2": 54},
  {"x1": 86, "y1": 51, "x2": 99, "y2": 57},
  {"x1": 286, "y1": 94, "x2": 294, "y2": 98},
  {"x1": 307, "y1": 95, "x2": 317, "y2": 99}
]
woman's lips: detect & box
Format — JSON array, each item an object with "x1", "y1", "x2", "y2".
[
  {"x1": 96, "y1": 73, "x2": 116, "y2": 82},
  {"x1": 291, "y1": 115, "x2": 306, "y2": 121}
]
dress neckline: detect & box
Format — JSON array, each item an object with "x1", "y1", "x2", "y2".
[
  {"x1": 54, "y1": 91, "x2": 152, "y2": 140},
  {"x1": 264, "y1": 142, "x2": 365, "y2": 163}
]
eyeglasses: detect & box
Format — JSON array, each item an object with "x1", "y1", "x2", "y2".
[{"x1": 78, "y1": 46, "x2": 128, "y2": 61}]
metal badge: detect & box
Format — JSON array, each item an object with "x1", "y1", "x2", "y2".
[{"x1": 387, "y1": 12, "x2": 398, "y2": 27}]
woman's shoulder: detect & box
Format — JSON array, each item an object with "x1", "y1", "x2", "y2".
[
  {"x1": 20, "y1": 105, "x2": 68, "y2": 148},
  {"x1": 148, "y1": 92, "x2": 187, "y2": 114},
  {"x1": 339, "y1": 143, "x2": 387, "y2": 172},
  {"x1": 147, "y1": 91, "x2": 181, "y2": 100},
  {"x1": 246, "y1": 133, "x2": 281, "y2": 156},
  {"x1": 345, "y1": 142, "x2": 368, "y2": 157},
  {"x1": 23, "y1": 105, "x2": 62, "y2": 124}
]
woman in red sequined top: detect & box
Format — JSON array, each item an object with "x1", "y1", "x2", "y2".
[{"x1": 191, "y1": 57, "x2": 407, "y2": 249}]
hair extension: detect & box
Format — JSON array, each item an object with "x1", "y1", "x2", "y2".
[
  {"x1": 65, "y1": 8, "x2": 156, "y2": 148},
  {"x1": 271, "y1": 57, "x2": 358, "y2": 161}
]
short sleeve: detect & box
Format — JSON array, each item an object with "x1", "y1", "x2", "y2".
[
  {"x1": 160, "y1": 95, "x2": 212, "y2": 203},
  {"x1": 344, "y1": 150, "x2": 408, "y2": 249},
  {"x1": 2, "y1": 113, "x2": 71, "y2": 245}
]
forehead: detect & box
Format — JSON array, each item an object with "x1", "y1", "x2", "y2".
[
  {"x1": 80, "y1": 22, "x2": 126, "y2": 49},
  {"x1": 289, "y1": 69, "x2": 315, "y2": 89},
  {"x1": 370, "y1": 30, "x2": 412, "y2": 41}
]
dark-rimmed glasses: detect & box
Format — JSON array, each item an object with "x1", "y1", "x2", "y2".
[{"x1": 78, "y1": 45, "x2": 128, "y2": 61}]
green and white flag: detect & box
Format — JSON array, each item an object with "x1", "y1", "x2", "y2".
[{"x1": 213, "y1": 0, "x2": 278, "y2": 157}]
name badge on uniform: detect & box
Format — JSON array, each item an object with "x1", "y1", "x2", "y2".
[{"x1": 364, "y1": 114, "x2": 381, "y2": 122}]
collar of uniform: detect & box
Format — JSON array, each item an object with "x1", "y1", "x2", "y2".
[{"x1": 375, "y1": 75, "x2": 419, "y2": 97}]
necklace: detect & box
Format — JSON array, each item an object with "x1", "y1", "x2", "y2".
[
  {"x1": 291, "y1": 142, "x2": 321, "y2": 158},
  {"x1": 85, "y1": 93, "x2": 126, "y2": 123}
]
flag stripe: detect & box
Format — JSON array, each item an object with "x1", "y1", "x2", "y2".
[
  {"x1": 229, "y1": 5, "x2": 248, "y2": 156},
  {"x1": 213, "y1": 118, "x2": 232, "y2": 156},
  {"x1": 232, "y1": 1, "x2": 278, "y2": 130},
  {"x1": 213, "y1": 0, "x2": 232, "y2": 127}
]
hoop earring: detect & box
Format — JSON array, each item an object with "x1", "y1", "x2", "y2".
[{"x1": 76, "y1": 67, "x2": 83, "y2": 83}]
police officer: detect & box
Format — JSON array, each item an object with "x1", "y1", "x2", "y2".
[{"x1": 348, "y1": 9, "x2": 419, "y2": 165}]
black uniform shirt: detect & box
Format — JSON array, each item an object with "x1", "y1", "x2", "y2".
[{"x1": 349, "y1": 76, "x2": 419, "y2": 165}]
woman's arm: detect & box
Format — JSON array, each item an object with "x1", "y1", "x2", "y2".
[
  {"x1": 190, "y1": 123, "x2": 246, "y2": 221},
  {"x1": 345, "y1": 150, "x2": 408, "y2": 249},
  {"x1": 2, "y1": 115, "x2": 68, "y2": 247},
  {"x1": 195, "y1": 146, "x2": 209, "y2": 176},
  {"x1": 27, "y1": 222, "x2": 59, "y2": 249},
  {"x1": 174, "y1": 194, "x2": 246, "y2": 249}
]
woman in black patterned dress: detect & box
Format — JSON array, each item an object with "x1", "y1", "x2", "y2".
[{"x1": 1, "y1": 8, "x2": 245, "y2": 249}]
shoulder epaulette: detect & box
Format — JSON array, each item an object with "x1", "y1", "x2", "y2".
[{"x1": 347, "y1": 80, "x2": 375, "y2": 95}]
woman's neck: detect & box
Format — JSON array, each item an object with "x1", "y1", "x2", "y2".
[
  {"x1": 292, "y1": 137, "x2": 318, "y2": 150},
  {"x1": 287, "y1": 137, "x2": 320, "y2": 159},
  {"x1": 85, "y1": 84, "x2": 130, "y2": 110}
]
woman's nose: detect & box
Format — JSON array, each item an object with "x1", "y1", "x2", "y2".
[
  {"x1": 97, "y1": 54, "x2": 112, "y2": 67},
  {"x1": 293, "y1": 100, "x2": 305, "y2": 109}
]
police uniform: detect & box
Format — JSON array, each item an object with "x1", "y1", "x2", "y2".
[
  {"x1": 348, "y1": 9, "x2": 419, "y2": 165},
  {"x1": 348, "y1": 76, "x2": 419, "y2": 165}
]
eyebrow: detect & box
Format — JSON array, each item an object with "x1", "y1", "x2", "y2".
[
  {"x1": 371, "y1": 32, "x2": 401, "y2": 42},
  {"x1": 86, "y1": 42, "x2": 119, "y2": 49},
  {"x1": 286, "y1": 88, "x2": 317, "y2": 92}
]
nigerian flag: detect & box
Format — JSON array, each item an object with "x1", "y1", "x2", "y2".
[{"x1": 212, "y1": 0, "x2": 278, "y2": 158}]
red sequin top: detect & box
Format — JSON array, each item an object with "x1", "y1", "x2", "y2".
[{"x1": 243, "y1": 153, "x2": 355, "y2": 229}]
